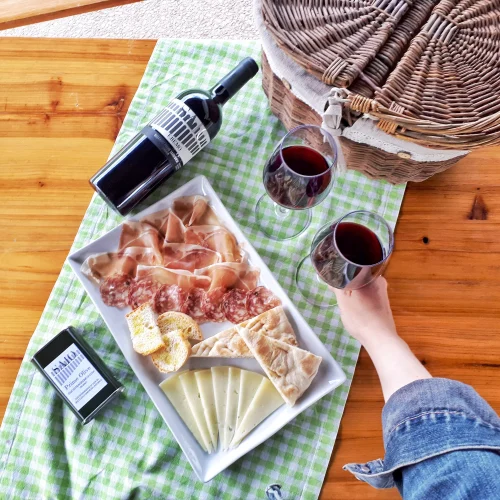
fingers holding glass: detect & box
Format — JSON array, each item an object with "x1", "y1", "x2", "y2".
[{"x1": 296, "y1": 210, "x2": 394, "y2": 308}]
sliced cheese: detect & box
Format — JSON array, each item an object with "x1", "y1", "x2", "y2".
[
  {"x1": 230, "y1": 378, "x2": 284, "y2": 449},
  {"x1": 223, "y1": 367, "x2": 241, "y2": 450},
  {"x1": 159, "y1": 375, "x2": 208, "y2": 452},
  {"x1": 195, "y1": 369, "x2": 218, "y2": 451},
  {"x1": 235, "y1": 370, "x2": 265, "y2": 437},
  {"x1": 211, "y1": 366, "x2": 229, "y2": 451},
  {"x1": 179, "y1": 371, "x2": 214, "y2": 453}
]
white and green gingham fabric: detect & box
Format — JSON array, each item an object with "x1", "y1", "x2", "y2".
[{"x1": 0, "y1": 40, "x2": 405, "y2": 499}]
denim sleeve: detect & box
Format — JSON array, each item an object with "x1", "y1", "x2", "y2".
[{"x1": 343, "y1": 378, "x2": 500, "y2": 499}]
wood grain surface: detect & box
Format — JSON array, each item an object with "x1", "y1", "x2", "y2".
[
  {"x1": 0, "y1": 0, "x2": 141, "y2": 31},
  {"x1": 0, "y1": 38, "x2": 499, "y2": 500}
]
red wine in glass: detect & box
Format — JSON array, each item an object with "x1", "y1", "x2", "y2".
[
  {"x1": 256, "y1": 125, "x2": 337, "y2": 241},
  {"x1": 312, "y1": 222, "x2": 386, "y2": 290},
  {"x1": 295, "y1": 210, "x2": 393, "y2": 307},
  {"x1": 264, "y1": 145, "x2": 333, "y2": 209}
]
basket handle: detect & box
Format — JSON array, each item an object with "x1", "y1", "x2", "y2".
[{"x1": 322, "y1": 88, "x2": 349, "y2": 133}]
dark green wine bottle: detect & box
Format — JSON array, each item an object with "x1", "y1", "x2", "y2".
[{"x1": 90, "y1": 57, "x2": 259, "y2": 215}]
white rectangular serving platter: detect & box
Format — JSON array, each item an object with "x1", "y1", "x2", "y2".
[{"x1": 68, "y1": 175, "x2": 346, "y2": 482}]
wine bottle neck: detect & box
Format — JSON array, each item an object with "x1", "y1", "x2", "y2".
[{"x1": 210, "y1": 57, "x2": 259, "y2": 106}]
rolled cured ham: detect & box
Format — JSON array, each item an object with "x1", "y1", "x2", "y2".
[
  {"x1": 81, "y1": 247, "x2": 162, "y2": 283},
  {"x1": 185, "y1": 225, "x2": 244, "y2": 263},
  {"x1": 163, "y1": 243, "x2": 221, "y2": 272},
  {"x1": 172, "y1": 195, "x2": 220, "y2": 226},
  {"x1": 119, "y1": 221, "x2": 163, "y2": 263},
  {"x1": 195, "y1": 262, "x2": 260, "y2": 291},
  {"x1": 141, "y1": 195, "x2": 220, "y2": 236},
  {"x1": 136, "y1": 265, "x2": 211, "y2": 290},
  {"x1": 164, "y1": 211, "x2": 185, "y2": 243}
]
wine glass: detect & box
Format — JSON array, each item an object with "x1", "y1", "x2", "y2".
[
  {"x1": 256, "y1": 125, "x2": 337, "y2": 240},
  {"x1": 296, "y1": 210, "x2": 394, "y2": 308}
]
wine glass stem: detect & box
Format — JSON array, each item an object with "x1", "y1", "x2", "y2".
[{"x1": 274, "y1": 202, "x2": 290, "y2": 220}]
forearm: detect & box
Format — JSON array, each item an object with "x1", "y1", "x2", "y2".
[{"x1": 363, "y1": 334, "x2": 432, "y2": 402}]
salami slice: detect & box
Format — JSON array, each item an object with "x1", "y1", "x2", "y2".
[
  {"x1": 100, "y1": 274, "x2": 132, "y2": 308},
  {"x1": 246, "y1": 286, "x2": 281, "y2": 318},
  {"x1": 183, "y1": 287, "x2": 207, "y2": 323},
  {"x1": 222, "y1": 289, "x2": 250, "y2": 324},
  {"x1": 153, "y1": 284, "x2": 187, "y2": 314},
  {"x1": 201, "y1": 287, "x2": 227, "y2": 323},
  {"x1": 128, "y1": 278, "x2": 161, "y2": 309}
]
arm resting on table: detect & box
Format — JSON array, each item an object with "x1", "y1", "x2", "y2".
[{"x1": 344, "y1": 378, "x2": 500, "y2": 499}]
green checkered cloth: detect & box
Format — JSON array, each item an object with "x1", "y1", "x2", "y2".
[{"x1": 0, "y1": 40, "x2": 405, "y2": 499}]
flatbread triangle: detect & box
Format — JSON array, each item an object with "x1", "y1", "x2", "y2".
[
  {"x1": 191, "y1": 306, "x2": 297, "y2": 358},
  {"x1": 238, "y1": 327, "x2": 322, "y2": 406}
]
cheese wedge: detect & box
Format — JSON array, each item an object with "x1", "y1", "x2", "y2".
[
  {"x1": 195, "y1": 370, "x2": 218, "y2": 451},
  {"x1": 159, "y1": 375, "x2": 208, "y2": 452},
  {"x1": 223, "y1": 367, "x2": 241, "y2": 450},
  {"x1": 235, "y1": 370, "x2": 265, "y2": 437},
  {"x1": 179, "y1": 371, "x2": 214, "y2": 453},
  {"x1": 230, "y1": 378, "x2": 284, "y2": 448},
  {"x1": 211, "y1": 366, "x2": 229, "y2": 450}
]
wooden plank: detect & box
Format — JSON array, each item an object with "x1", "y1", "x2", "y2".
[
  {"x1": 0, "y1": 360, "x2": 20, "y2": 415},
  {"x1": 0, "y1": 38, "x2": 500, "y2": 500},
  {"x1": 0, "y1": 0, "x2": 141, "y2": 31},
  {"x1": 0, "y1": 37, "x2": 155, "y2": 422}
]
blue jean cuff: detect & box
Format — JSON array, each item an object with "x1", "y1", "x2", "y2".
[{"x1": 344, "y1": 378, "x2": 500, "y2": 489}]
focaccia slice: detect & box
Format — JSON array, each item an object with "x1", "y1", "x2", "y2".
[
  {"x1": 191, "y1": 306, "x2": 296, "y2": 358},
  {"x1": 238, "y1": 327, "x2": 321, "y2": 406},
  {"x1": 244, "y1": 305, "x2": 297, "y2": 346},
  {"x1": 191, "y1": 326, "x2": 252, "y2": 358}
]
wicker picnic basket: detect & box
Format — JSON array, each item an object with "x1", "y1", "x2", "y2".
[{"x1": 257, "y1": 0, "x2": 500, "y2": 183}]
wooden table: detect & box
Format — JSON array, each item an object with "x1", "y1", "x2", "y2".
[
  {"x1": 0, "y1": 0, "x2": 141, "y2": 31},
  {"x1": 1, "y1": 38, "x2": 499, "y2": 500}
]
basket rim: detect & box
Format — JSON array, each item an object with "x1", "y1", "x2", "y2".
[{"x1": 259, "y1": 0, "x2": 500, "y2": 149}]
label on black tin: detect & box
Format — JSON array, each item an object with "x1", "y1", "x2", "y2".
[
  {"x1": 44, "y1": 344, "x2": 108, "y2": 410},
  {"x1": 150, "y1": 99, "x2": 210, "y2": 165}
]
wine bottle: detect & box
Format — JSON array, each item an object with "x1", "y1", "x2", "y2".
[{"x1": 90, "y1": 57, "x2": 259, "y2": 215}]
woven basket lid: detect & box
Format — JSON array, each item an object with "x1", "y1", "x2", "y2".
[
  {"x1": 262, "y1": 0, "x2": 420, "y2": 87},
  {"x1": 262, "y1": 0, "x2": 500, "y2": 148},
  {"x1": 350, "y1": 0, "x2": 440, "y2": 97},
  {"x1": 373, "y1": 0, "x2": 500, "y2": 128}
]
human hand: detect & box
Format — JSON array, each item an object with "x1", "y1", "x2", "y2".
[{"x1": 332, "y1": 277, "x2": 398, "y2": 347}]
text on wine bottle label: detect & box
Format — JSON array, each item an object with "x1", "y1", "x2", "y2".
[{"x1": 151, "y1": 99, "x2": 211, "y2": 165}]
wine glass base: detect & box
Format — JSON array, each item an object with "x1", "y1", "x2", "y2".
[
  {"x1": 255, "y1": 194, "x2": 311, "y2": 241},
  {"x1": 295, "y1": 255, "x2": 338, "y2": 308}
]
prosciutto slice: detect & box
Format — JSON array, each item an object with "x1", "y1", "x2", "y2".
[
  {"x1": 164, "y1": 211, "x2": 185, "y2": 243},
  {"x1": 185, "y1": 225, "x2": 244, "y2": 262},
  {"x1": 163, "y1": 243, "x2": 221, "y2": 272},
  {"x1": 136, "y1": 265, "x2": 211, "y2": 291},
  {"x1": 81, "y1": 247, "x2": 161, "y2": 283},
  {"x1": 141, "y1": 208, "x2": 170, "y2": 235},
  {"x1": 195, "y1": 262, "x2": 260, "y2": 291},
  {"x1": 172, "y1": 195, "x2": 220, "y2": 226},
  {"x1": 119, "y1": 221, "x2": 163, "y2": 263},
  {"x1": 140, "y1": 209, "x2": 185, "y2": 243},
  {"x1": 141, "y1": 195, "x2": 219, "y2": 235}
]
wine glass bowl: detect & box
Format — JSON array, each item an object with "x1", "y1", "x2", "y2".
[
  {"x1": 256, "y1": 125, "x2": 337, "y2": 240},
  {"x1": 296, "y1": 210, "x2": 394, "y2": 308}
]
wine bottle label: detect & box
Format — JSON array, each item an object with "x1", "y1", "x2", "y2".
[{"x1": 150, "y1": 99, "x2": 210, "y2": 165}]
